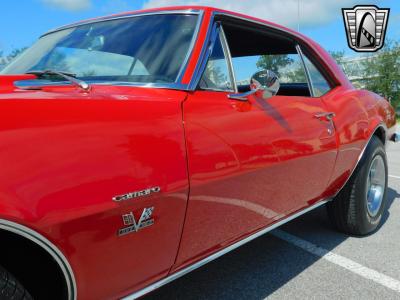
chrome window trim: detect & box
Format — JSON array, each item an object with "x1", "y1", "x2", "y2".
[
  {"x1": 191, "y1": 21, "x2": 236, "y2": 93},
  {"x1": 200, "y1": 27, "x2": 235, "y2": 93},
  {"x1": 296, "y1": 44, "x2": 315, "y2": 97},
  {"x1": 176, "y1": 11, "x2": 204, "y2": 83},
  {"x1": 81, "y1": 81, "x2": 189, "y2": 90},
  {"x1": 0, "y1": 219, "x2": 77, "y2": 300},
  {"x1": 187, "y1": 15, "x2": 217, "y2": 90},
  {"x1": 42, "y1": 10, "x2": 202, "y2": 37},
  {"x1": 296, "y1": 45, "x2": 336, "y2": 97},
  {"x1": 188, "y1": 11, "x2": 342, "y2": 92},
  {"x1": 121, "y1": 199, "x2": 330, "y2": 300},
  {"x1": 16, "y1": 81, "x2": 190, "y2": 91},
  {"x1": 219, "y1": 25, "x2": 238, "y2": 93}
]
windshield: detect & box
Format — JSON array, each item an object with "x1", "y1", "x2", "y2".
[{"x1": 1, "y1": 14, "x2": 199, "y2": 85}]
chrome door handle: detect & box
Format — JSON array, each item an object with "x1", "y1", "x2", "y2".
[
  {"x1": 314, "y1": 112, "x2": 336, "y2": 121},
  {"x1": 228, "y1": 88, "x2": 259, "y2": 101}
]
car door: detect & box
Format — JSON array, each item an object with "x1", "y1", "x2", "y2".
[{"x1": 173, "y1": 21, "x2": 338, "y2": 270}]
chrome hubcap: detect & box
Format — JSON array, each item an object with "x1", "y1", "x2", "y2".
[{"x1": 366, "y1": 155, "x2": 386, "y2": 217}]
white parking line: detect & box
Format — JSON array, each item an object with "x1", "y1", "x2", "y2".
[
  {"x1": 271, "y1": 229, "x2": 400, "y2": 293},
  {"x1": 389, "y1": 175, "x2": 400, "y2": 180}
]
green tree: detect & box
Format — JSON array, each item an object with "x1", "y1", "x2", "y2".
[
  {"x1": 285, "y1": 65, "x2": 306, "y2": 82},
  {"x1": 256, "y1": 54, "x2": 293, "y2": 77},
  {"x1": 362, "y1": 41, "x2": 400, "y2": 109},
  {"x1": 329, "y1": 50, "x2": 346, "y2": 65},
  {"x1": 0, "y1": 50, "x2": 4, "y2": 70},
  {"x1": 0, "y1": 47, "x2": 28, "y2": 71},
  {"x1": 7, "y1": 47, "x2": 27, "y2": 61}
]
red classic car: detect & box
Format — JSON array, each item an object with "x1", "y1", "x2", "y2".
[{"x1": 0, "y1": 6, "x2": 398, "y2": 300}]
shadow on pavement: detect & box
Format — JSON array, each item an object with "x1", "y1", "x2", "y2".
[
  {"x1": 380, "y1": 187, "x2": 400, "y2": 230},
  {"x1": 143, "y1": 206, "x2": 338, "y2": 300},
  {"x1": 144, "y1": 187, "x2": 399, "y2": 300}
]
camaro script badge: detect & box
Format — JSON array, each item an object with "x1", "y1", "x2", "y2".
[
  {"x1": 112, "y1": 186, "x2": 161, "y2": 202},
  {"x1": 342, "y1": 5, "x2": 389, "y2": 52},
  {"x1": 118, "y1": 207, "x2": 154, "y2": 236}
]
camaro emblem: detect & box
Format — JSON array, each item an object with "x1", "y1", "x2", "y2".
[
  {"x1": 118, "y1": 207, "x2": 154, "y2": 236},
  {"x1": 112, "y1": 186, "x2": 160, "y2": 202},
  {"x1": 342, "y1": 5, "x2": 389, "y2": 52}
]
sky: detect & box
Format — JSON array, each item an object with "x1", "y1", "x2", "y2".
[{"x1": 0, "y1": 0, "x2": 399, "y2": 58}]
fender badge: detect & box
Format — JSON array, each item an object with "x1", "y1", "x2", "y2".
[
  {"x1": 118, "y1": 207, "x2": 154, "y2": 236},
  {"x1": 113, "y1": 186, "x2": 161, "y2": 202}
]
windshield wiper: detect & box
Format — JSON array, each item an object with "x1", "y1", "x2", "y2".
[{"x1": 26, "y1": 70, "x2": 90, "y2": 91}]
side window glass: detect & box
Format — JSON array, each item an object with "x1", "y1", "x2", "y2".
[
  {"x1": 233, "y1": 54, "x2": 308, "y2": 85},
  {"x1": 199, "y1": 32, "x2": 233, "y2": 91},
  {"x1": 303, "y1": 55, "x2": 331, "y2": 97},
  {"x1": 232, "y1": 54, "x2": 311, "y2": 96},
  {"x1": 254, "y1": 54, "x2": 307, "y2": 84}
]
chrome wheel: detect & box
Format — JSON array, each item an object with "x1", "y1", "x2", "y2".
[{"x1": 366, "y1": 155, "x2": 386, "y2": 217}]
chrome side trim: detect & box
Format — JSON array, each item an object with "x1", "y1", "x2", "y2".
[
  {"x1": 0, "y1": 219, "x2": 77, "y2": 300},
  {"x1": 121, "y1": 199, "x2": 329, "y2": 300},
  {"x1": 332, "y1": 124, "x2": 387, "y2": 198}
]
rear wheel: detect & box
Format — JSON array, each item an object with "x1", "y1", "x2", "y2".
[
  {"x1": 327, "y1": 136, "x2": 388, "y2": 235},
  {"x1": 0, "y1": 265, "x2": 33, "y2": 300}
]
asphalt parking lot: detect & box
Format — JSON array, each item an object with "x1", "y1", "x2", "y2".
[{"x1": 145, "y1": 130, "x2": 400, "y2": 300}]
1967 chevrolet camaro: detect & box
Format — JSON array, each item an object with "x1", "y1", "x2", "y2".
[{"x1": 0, "y1": 6, "x2": 398, "y2": 300}]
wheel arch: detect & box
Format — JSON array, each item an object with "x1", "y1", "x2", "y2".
[
  {"x1": 332, "y1": 123, "x2": 387, "y2": 199},
  {"x1": 371, "y1": 123, "x2": 386, "y2": 146},
  {"x1": 0, "y1": 219, "x2": 77, "y2": 300},
  {"x1": 354, "y1": 123, "x2": 387, "y2": 173},
  {"x1": 359, "y1": 120, "x2": 387, "y2": 166}
]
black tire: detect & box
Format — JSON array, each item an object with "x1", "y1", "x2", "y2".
[
  {"x1": 0, "y1": 265, "x2": 33, "y2": 300},
  {"x1": 327, "y1": 136, "x2": 388, "y2": 235}
]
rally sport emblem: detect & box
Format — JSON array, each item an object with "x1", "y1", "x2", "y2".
[
  {"x1": 118, "y1": 207, "x2": 154, "y2": 236},
  {"x1": 342, "y1": 5, "x2": 389, "y2": 52}
]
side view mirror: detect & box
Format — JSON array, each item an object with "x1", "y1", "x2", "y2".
[{"x1": 228, "y1": 70, "x2": 280, "y2": 101}]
